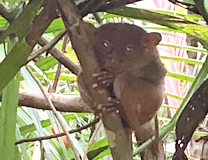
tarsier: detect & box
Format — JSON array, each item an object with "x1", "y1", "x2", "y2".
[
  {"x1": 79, "y1": 23, "x2": 166, "y2": 159},
  {"x1": 92, "y1": 23, "x2": 166, "y2": 126}
]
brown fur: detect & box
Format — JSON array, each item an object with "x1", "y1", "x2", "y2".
[{"x1": 92, "y1": 23, "x2": 166, "y2": 127}]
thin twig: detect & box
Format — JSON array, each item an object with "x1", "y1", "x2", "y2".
[
  {"x1": 38, "y1": 37, "x2": 80, "y2": 75},
  {"x1": 15, "y1": 117, "x2": 100, "y2": 145},
  {"x1": 154, "y1": 114, "x2": 159, "y2": 160},
  {"x1": 93, "y1": 13, "x2": 102, "y2": 24},
  {"x1": 0, "y1": 3, "x2": 10, "y2": 21},
  {"x1": 97, "y1": 0, "x2": 140, "y2": 13},
  {"x1": 80, "y1": 0, "x2": 104, "y2": 17},
  {"x1": 27, "y1": 30, "x2": 66, "y2": 62},
  {"x1": 50, "y1": 34, "x2": 69, "y2": 93},
  {"x1": 25, "y1": 65, "x2": 80, "y2": 159}
]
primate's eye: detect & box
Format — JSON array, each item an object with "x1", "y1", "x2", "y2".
[
  {"x1": 126, "y1": 46, "x2": 134, "y2": 51},
  {"x1": 100, "y1": 40, "x2": 112, "y2": 55},
  {"x1": 124, "y1": 45, "x2": 135, "y2": 56},
  {"x1": 103, "y1": 40, "x2": 111, "y2": 48}
]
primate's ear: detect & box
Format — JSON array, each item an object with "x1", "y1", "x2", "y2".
[
  {"x1": 142, "y1": 32, "x2": 162, "y2": 47},
  {"x1": 83, "y1": 22, "x2": 97, "y2": 42}
]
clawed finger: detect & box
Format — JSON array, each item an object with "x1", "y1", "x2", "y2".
[
  {"x1": 92, "y1": 79, "x2": 113, "y2": 89},
  {"x1": 107, "y1": 97, "x2": 120, "y2": 104},
  {"x1": 92, "y1": 71, "x2": 107, "y2": 77}
]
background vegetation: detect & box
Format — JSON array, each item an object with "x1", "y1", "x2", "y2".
[{"x1": 0, "y1": 0, "x2": 208, "y2": 159}]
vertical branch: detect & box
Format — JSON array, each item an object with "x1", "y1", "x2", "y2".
[{"x1": 54, "y1": 0, "x2": 132, "y2": 159}]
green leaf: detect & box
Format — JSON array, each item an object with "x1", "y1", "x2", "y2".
[
  {"x1": 35, "y1": 71, "x2": 77, "y2": 81},
  {"x1": 0, "y1": 72, "x2": 20, "y2": 159},
  {"x1": 20, "y1": 113, "x2": 89, "y2": 136},
  {"x1": 45, "y1": 18, "x2": 65, "y2": 33},
  {"x1": 204, "y1": 0, "x2": 208, "y2": 15},
  {"x1": 167, "y1": 71, "x2": 195, "y2": 82},
  {"x1": 0, "y1": 0, "x2": 43, "y2": 43},
  {"x1": 0, "y1": 0, "x2": 43, "y2": 92},
  {"x1": 161, "y1": 56, "x2": 203, "y2": 65},
  {"x1": 165, "y1": 92, "x2": 183, "y2": 101},
  {"x1": 88, "y1": 138, "x2": 110, "y2": 160},
  {"x1": 88, "y1": 138, "x2": 109, "y2": 151},
  {"x1": 159, "y1": 43, "x2": 207, "y2": 54},
  {"x1": 35, "y1": 56, "x2": 59, "y2": 71},
  {"x1": 0, "y1": 40, "x2": 32, "y2": 91},
  {"x1": 108, "y1": 7, "x2": 208, "y2": 45},
  {"x1": 0, "y1": 16, "x2": 7, "y2": 27}
]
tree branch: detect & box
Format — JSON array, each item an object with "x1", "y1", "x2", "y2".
[
  {"x1": 193, "y1": 0, "x2": 208, "y2": 24},
  {"x1": 0, "y1": 2, "x2": 18, "y2": 22},
  {"x1": 0, "y1": 89, "x2": 92, "y2": 113},
  {"x1": 27, "y1": 30, "x2": 66, "y2": 62},
  {"x1": 15, "y1": 118, "x2": 100, "y2": 145},
  {"x1": 54, "y1": 0, "x2": 132, "y2": 159},
  {"x1": 38, "y1": 37, "x2": 81, "y2": 75}
]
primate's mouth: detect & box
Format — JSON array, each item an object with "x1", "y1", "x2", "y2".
[{"x1": 107, "y1": 65, "x2": 123, "y2": 74}]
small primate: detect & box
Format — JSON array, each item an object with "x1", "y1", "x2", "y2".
[
  {"x1": 78, "y1": 23, "x2": 166, "y2": 159},
  {"x1": 92, "y1": 23, "x2": 166, "y2": 127},
  {"x1": 91, "y1": 23, "x2": 166, "y2": 159}
]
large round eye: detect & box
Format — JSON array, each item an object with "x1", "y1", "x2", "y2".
[
  {"x1": 124, "y1": 45, "x2": 135, "y2": 56},
  {"x1": 100, "y1": 40, "x2": 112, "y2": 54},
  {"x1": 103, "y1": 40, "x2": 111, "y2": 48}
]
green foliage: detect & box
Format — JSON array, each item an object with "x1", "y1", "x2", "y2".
[
  {"x1": 109, "y1": 7, "x2": 208, "y2": 44},
  {"x1": 0, "y1": 0, "x2": 43, "y2": 92},
  {"x1": 36, "y1": 55, "x2": 59, "y2": 71},
  {"x1": 45, "y1": 18, "x2": 65, "y2": 34},
  {"x1": 0, "y1": 72, "x2": 20, "y2": 159},
  {"x1": 87, "y1": 138, "x2": 110, "y2": 160},
  {"x1": 204, "y1": 0, "x2": 208, "y2": 15},
  {"x1": 1, "y1": 0, "x2": 208, "y2": 159},
  {"x1": 167, "y1": 71, "x2": 195, "y2": 82},
  {"x1": 19, "y1": 113, "x2": 90, "y2": 136},
  {"x1": 0, "y1": 16, "x2": 7, "y2": 27}
]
